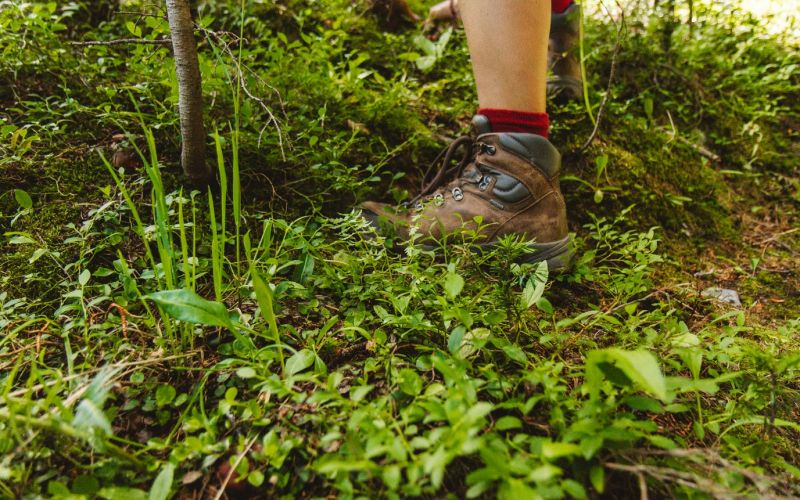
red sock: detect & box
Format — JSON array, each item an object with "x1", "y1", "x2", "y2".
[
  {"x1": 551, "y1": 0, "x2": 574, "y2": 13},
  {"x1": 478, "y1": 108, "x2": 549, "y2": 138}
]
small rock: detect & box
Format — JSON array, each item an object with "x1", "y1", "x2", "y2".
[
  {"x1": 701, "y1": 287, "x2": 741, "y2": 307},
  {"x1": 112, "y1": 149, "x2": 142, "y2": 170}
]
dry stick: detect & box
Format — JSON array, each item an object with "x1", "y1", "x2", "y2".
[
  {"x1": 637, "y1": 471, "x2": 650, "y2": 500},
  {"x1": 117, "y1": 11, "x2": 167, "y2": 19},
  {"x1": 666, "y1": 131, "x2": 721, "y2": 162},
  {"x1": 605, "y1": 462, "x2": 738, "y2": 499},
  {"x1": 579, "y1": 9, "x2": 626, "y2": 153},
  {"x1": 202, "y1": 28, "x2": 287, "y2": 159},
  {"x1": 69, "y1": 38, "x2": 172, "y2": 46},
  {"x1": 213, "y1": 435, "x2": 258, "y2": 500},
  {"x1": 627, "y1": 448, "x2": 780, "y2": 495}
]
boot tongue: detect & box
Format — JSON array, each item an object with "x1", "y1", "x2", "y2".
[{"x1": 471, "y1": 114, "x2": 492, "y2": 136}]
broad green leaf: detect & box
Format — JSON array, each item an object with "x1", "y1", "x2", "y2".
[
  {"x1": 296, "y1": 253, "x2": 314, "y2": 284},
  {"x1": 443, "y1": 272, "x2": 464, "y2": 299},
  {"x1": 677, "y1": 348, "x2": 703, "y2": 379},
  {"x1": 14, "y1": 189, "x2": 32, "y2": 209},
  {"x1": 7, "y1": 233, "x2": 36, "y2": 245},
  {"x1": 252, "y1": 270, "x2": 280, "y2": 343},
  {"x1": 521, "y1": 261, "x2": 548, "y2": 309},
  {"x1": 72, "y1": 475, "x2": 100, "y2": 495},
  {"x1": 536, "y1": 297, "x2": 554, "y2": 315},
  {"x1": 155, "y1": 385, "x2": 176, "y2": 407},
  {"x1": 413, "y1": 34, "x2": 436, "y2": 56},
  {"x1": 646, "y1": 434, "x2": 678, "y2": 449},
  {"x1": 286, "y1": 348, "x2": 315, "y2": 376},
  {"x1": 590, "y1": 465, "x2": 605, "y2": 494},
  {"x1": 98, "y1": 487, "x2": 148, "y2": 500},
  {"x1": 236, "y1": 367, "x2": 256, "y2": 379},
  {"x1": 149, "y1": 463, "x2": 175, "y2": 500},
  {"x1": 622, "y1": 395, "x2": 664, "y2": 413},
  {"x1": 382, "y1": 465, "x2": 401, "y2": 490},
  {"x1": 146, "y1": 289, "x2": 235, "y2": 329},
  {"x1": 499, "y1": 479, "x2": 537, "y2": 499},
  {"x1": 350, "y1": 384, "x2": 374, "y2": 402},
  {"x1": 502, "y1": 343, "x2": 527, "y2": 365},
  {"x1": 247, "y1": 470, "x2": 264, "y2": 487},
  {"x1": 397, "y1": 368, "x2": 423, "y2": 396},
  {"x1": 463, "y1": 402, "x2": 493, "y2": 424},
  {"x1": 459, "y1": 328, "x2": 490, "y2": 358},
  {"x1": 447, "y1": 326, "x2": 466, "y2": 355},
  {"x1": 47, "y1": 481, "x2": 70, "y2": 496},
  {"x1": 580, "y1": 435, "x2": 603, "y2": 459},
  {"x1": 83, "y1": 366, "x2": 120, "y2": 407},
  {"x1": 73, "y1": 400, "x2": 112, "y2": 436},
  {"x1": 542, "y1": 442, "x2": 581, "y2": 459},
  {"x1": 527, "y1": 464, "x2": 563, "y2": 483},
  {"x1": 495, "y1": 416, "x2": 521, "y2": 430},
  {"x1": 562, "y1": 479, "x2": 587, "y2": 499},
  {"x1": 585, "y1": 348, "x2": 669, "y2": 402},
  {"x1": 423, "y1": 446, "x2": 447, "y2": 489}
]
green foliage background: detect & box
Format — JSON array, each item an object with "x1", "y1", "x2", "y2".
[{"x1": 0, "y1": 0, "x2": 798, "y2": 498}]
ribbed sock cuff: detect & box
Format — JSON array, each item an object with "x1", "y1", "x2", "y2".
[
  {"x1": 478, "y1": 108, "x2": 549, "y2": 138},
  {"x1": 551, "y1": 0, "x2": 575, "y2": 14}
]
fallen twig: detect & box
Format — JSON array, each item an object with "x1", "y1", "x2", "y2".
[
  {"x1": 659, "y1": 126, "x2": 721, "y2": 162},
  {"x1": 213, "y1": 435, "x2": 258, "y2": 500},
  {"x1": 70, "y1": 38, "x2": 172, "y2": 46},
  {"x1": 201, "y1": 28, "x2": 287, "y2": 160}
]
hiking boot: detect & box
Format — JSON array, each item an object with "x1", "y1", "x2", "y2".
[
  {"x1": 360, "y1": 115, "x2": 573, "y2": 271},
  {"x1": 548, "y1": 2, "x2": 583, "y2": 102}
]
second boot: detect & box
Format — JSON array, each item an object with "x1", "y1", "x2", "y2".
[{"x1": 548, "y1": 2, "x2": 583, "y2": 102}]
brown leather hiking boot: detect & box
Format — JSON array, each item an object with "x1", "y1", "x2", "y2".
[
  {"x1": 360, "y1": 115, "x2": 573, "y2": 271},
  {"x1": 548, "y1": 3, "x2": 583, "y2": 102}
]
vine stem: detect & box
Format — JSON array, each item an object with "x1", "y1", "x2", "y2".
[{"x1": 580, "y1": 4, "x2": 626, "y2": 153}]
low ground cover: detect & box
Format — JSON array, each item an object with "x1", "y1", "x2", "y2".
[{"x1": 0, "y1": 0, "x2": 798, "y2": 497}]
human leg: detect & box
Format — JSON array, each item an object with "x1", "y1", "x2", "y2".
[
  {"x1": 460, "y1": 0, "x2": 550, "y2": 114},
  {"x1": 428, "y1": 0, "x2": 583, "y2": 102}
]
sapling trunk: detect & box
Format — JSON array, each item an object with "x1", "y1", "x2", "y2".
[{"x1": 165, "y1": 0, "x2": 212, "y2": 183}]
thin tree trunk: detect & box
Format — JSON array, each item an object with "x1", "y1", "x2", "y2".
[{"x1": 165, "y1": 0, "x2": 212, "y2": 183}]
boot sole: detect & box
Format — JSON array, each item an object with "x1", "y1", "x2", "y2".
[
  {"x1": 479, "y1": 235, "x2": 574, "y2": 273},
  {"x1": 547, "y1": 76, "x2": 583, "y2": 102},
  {"x1": 419, "y1": 235, "x2": 574, "y2": 273}
]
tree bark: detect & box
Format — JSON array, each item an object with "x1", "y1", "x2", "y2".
[{"x1": 165, "y1": 0, "x2": 212, "y2": 183}]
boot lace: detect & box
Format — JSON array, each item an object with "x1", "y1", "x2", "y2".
[{"x1": 407, "y1": 135, "x2": 475, "y2": 207}]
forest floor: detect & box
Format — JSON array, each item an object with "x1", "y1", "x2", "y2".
[{"x1": 0, "y1": 0, "x2": 799, "y2": 498}]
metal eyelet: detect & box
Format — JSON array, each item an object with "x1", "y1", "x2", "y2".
[
  {"x1": 478, "y1": 176, "x2": 491, "y2": 191},
  {"x1": 480, "y1": 143, "x2": 497, "y2": 155},
  {"x1": 452, "y1": 187, "x2": 464, "y2": 201},
  {"x1": 433, "y1": 193, "x2": 445, "y2": 206}
]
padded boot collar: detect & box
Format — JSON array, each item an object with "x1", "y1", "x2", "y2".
[{"x1": 476, "y1": 132, "x2": 562, "y2": 179}]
